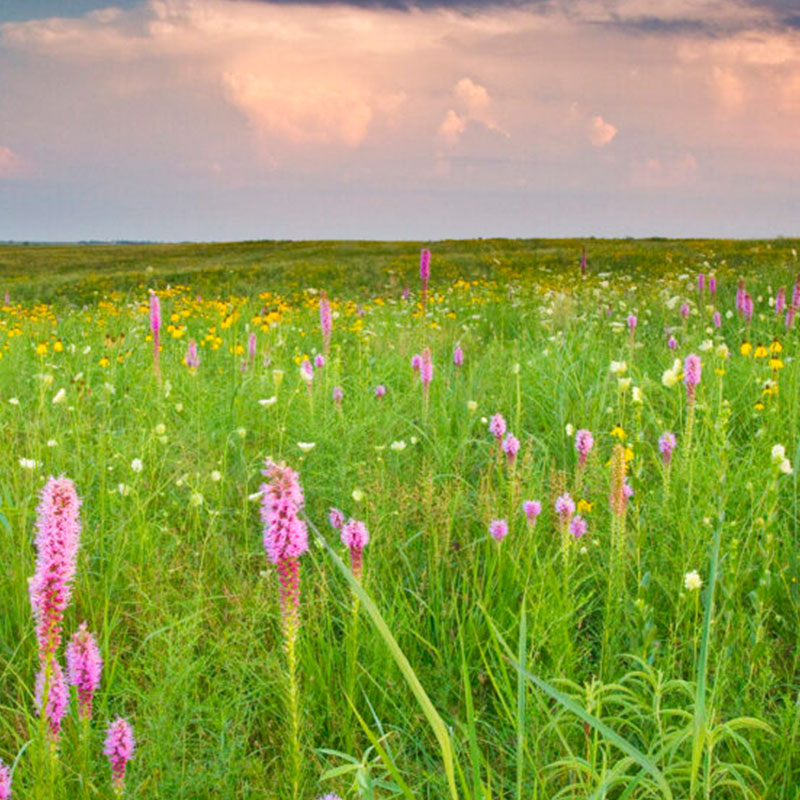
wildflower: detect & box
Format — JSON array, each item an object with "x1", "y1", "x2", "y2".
[
  {"x1": 248, "y1": 332, "x2": 258, "y2": 364},
  {"x1": 320, "y1": 292, "x2": 332, "y2": 353},
  {"x1": 117, "y1": 484, "x2": 130, "y2": 497},
  {"x1": 569, "y1": 515, "x2": 587, "y2": 539},
  {"x1": 453, "y1": 345, "x2": 464, "y2": 366},
  {"x1": 300, "y1": 360, "x2": 314, "y2": 385},
  {"x1": 104, "y1": 717, "x2": 135, "y2": 796},
  {"x1": 776, "y1": 287, "x2": 786, "y2": 315},
  {"x1": 609, "y1": 444, "x2": 629, "y2": 517},
  {"x1": 185, "y1": 338, "x2": 200, "y2": 370},
  {"x1": 66, "y1": 622, "x2": 102, "y2": 721},
  {"x1": 210, "y1": 470, "x2": 222, "y2": 482},
  {"x1": 618, "y1": 377, "x2": 631, "y2": 392},
  {"x1": 314, "y1": 354, "x2": 325, "y2": 369},
  {"x1": 697, "y1": 273, "x2": 705, "y2": 293},
  {"x1": 554, "y1": 493, "x2": 575, "y2": 518},
  {"x1": 577, "y1": 498, "x2": 594, "y2": 513},
  {"x1": 29, "y1": 477, "x2": 82, "y2": 659},
  {"x1": 317, "y1": 795, "x2": 343, "y2": 800},
  {"x1": 684, "y1": 570, "x2": 702, "y2": 592},
  {"x1": 258, "y1": 396, "x2": 278, "y2": 407},
  {"x1": 341, "y1": 519, "x2": 369, "y2": 579},
  {"x1": 8, "y1": 398, "x2": 19, "y2": 406},
  {"x1": 189, "y1": 491, "x2": 203, "y2": 507},
  {"x1": 467, "y1": 400, "x2": 478, "y2": 413},
  {"x1": 154, "y1": 423, "x2": 166, "y2": 436},
  {"x1": 659, "y1": 432, "x2": 677, "y2": 466},
  {"x1": 0, "y1": 759, "x2": 10, "y2": 800},
  {"x1": 754, "y1": 343, "x2": 769, "y2": 358},
  {"x1": 680, "y1": 302, "x2": 690, "y2": 320},
  {"x1": 34, "y1": 660, "x2": 69, "y2": 738},
  {"x1": 575, "y1": 429, "x2": 594, "y2": 468},
  {"x1": 610, "y1": 360, "x2": 627, "y2": 375},
  {"x1": 419, "y1": 249, "x2": 431, "y2": 313},
  {"x1": 632, "y1": 386, "x2": 643, "y2": 404},
  {"x1": 522, "y1": 500, "x2": 541, "y2": 526},
  {"x1": 610, "y1": 425, "x2": 626, "y2": 439},
  {"x1": 668, "y1": 335, "x2": 677, "y2": 350},
  {"x1": 489, "y1": 519, "x2": 508, "y2": 542},
  {"x1": 712, "y1": 311, "x2": 721, "y2": 328},
  {"x1": 709, "y1": 275, "x2": 717, "y2": 294},
  {"x1": 297, "y1": 442, "x2": 316, "y2": 453},
  {"x1": 489, "y1": 413, "x2": 507, "y2": 441},
  {"x1": 565, "y1": 423, "x2": 574, "y2": 437},
  {"x1": 698, "y1": 339, "x2": 714, "y2": 352},
  {"x1": 351, "y1": 488, "x2": 365, "y2": 503},
  {"x1": 130, "y1": 458, "x2": 143, "y2": 473},
  {"x1": 332, "y1": 386, "x2": 343, "y2": 405},
  {"x1": 390, "y1": 440, "x2": 407, "y2": 452},
  {"x1": 683, "y1": 353, "x2": 701, "y2": 402},
  {"x1": 420, "y1": 347, "x2": 433, "y2": 392},
  {"x1": 627, "y1": 314, "x2": 637, "y2": 330},
  {"x1": 52, "y1": 388, "x2": 66, "y2": 405},
  {"x1": 375, "y1": 384, "x2": 387, "y2": 398},
  {"x1": 502, "y1": 433, "x2": 520, "y2": 464},
  {"x1": 779, "y1": 458, "x2": 793, "y2": 475},
  {"x1": 411, "y1": 353, "x2": 422, "y2": 372},
  {"x1": 328, "y1": 507, "x2": 345, "y2": 529},
  {"x1": 149, "y1": 292, "x2": 161, "y2": 375},
  {"x1": 47, "y1": 440, "x2": 58, "y2": 448},
  {"x1": 19, "y1": 458, "x2": 40, "y2": 470}
]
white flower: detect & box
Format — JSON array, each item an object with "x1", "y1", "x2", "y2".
[
  {"x1": 632, "y1": 386, "x2": 643, "y2": 404},
  {"x1": 236, "y1": 427, "x2": 246, "y2": 438},
  {"x1": 390, "y1": 440, "x2": 407, "y2": 452},
  {"x1": 297, "y1": 442, "x2": 316, "y2": 453},
  {"x1": 118, "y1": 483, "x2": 131, "y2": 497},
  {"x1": 19, "y1": 458, "x2": 40, "y2": 470},
  {"x1": 154, "y1": 423, "x2": 166, "y2": 436},
  {"x1": 351, "y1": 488, "x2": 365, "y2": 503},
  {"x1": 662, "y1": 368, "x2": 679, "y2": 388},
  {"x1": 175, "y1": 402, "x2": 183, "y2": 412},
  {"x1": 467, "y1": 400, "x2": 478, "y2": 413},
  {"x1": 565, "y1": 423, "x2": 574, "y2": 437},
  {"x1": 610, "y1": 360, "x2": 627, "y2": 375},
  {"x1": 104, "y1": 382, "x2": 116, "y2": 394},
  {"x1": 248, "y1": 490, "x2": 264, "y2": 502},
  {"x1": 771, "y1": 444, "x2": 786, "y2": 464},
  {"x1": 698, "y1": 339, "x2": 714, "y2": 352},
  {"x1": 163, "y1": 380, "x2": 172, "y2": 398},
  {"x1": 8, "y1": 397, "x2": 19, "y2": 406},
  {"x1": 715, "y1": 344, "x2": 730, "y2": 359},
  {"x1": 725, "y1": 309, "x2": 734, "y2": 319},
  {"x1": 410, "y1": 436, "x2": 419, "y2": 445},
  {"x1": 52, "y1": 388, "x2": 66, "y2": 405},
  {"x1": 189, "y1": 491, "x2": 204, "y2": 507},
  {"x1": 47, "y1": 439, "x2": 58, "y2": 448},
  {"x1": 779, "y1": 458, "x2": 793, "y2": 475},
  {"x1": 618, "y1": 377, "x2": 631, "y2": 393},
  {"x1": 131, "y1": 458, "x2": 143, "y2": 473},
  {"x1": 210, "y1": 470, "x2": 222, "y2": 482},
  {"x1": 82, "y1": 345, "x2": 91, "y2": 355},
  {"x1": 684, "y1": 570, "x2": 703, "y2": 592},
  {"x1": 259, "y1": 396, "x2": 278, "y2": 407}
]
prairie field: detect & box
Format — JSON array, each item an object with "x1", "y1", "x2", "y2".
[{"x1": 2, "y1": 238, "x2": 800, "y2": 799}]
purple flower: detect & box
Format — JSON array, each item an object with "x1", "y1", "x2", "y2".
[
  {"x1": 419, "y1": 249, "x2": 431, "y2": 284},
  {"x1": 332, "y1": 385, "x2": 343, "y2": 405},
  {"x1": 328, "y1": 507, "x2": 345, "y2": 530},
  {"x1": 659, "y1": 432, "x2": 677, "y2": 466},
  {"x1": 184, "y1": 338, "x2": 200, "y2": 370},
  {"x1": 502, "y1": 433, "x2": 520, "y2": 464},
  {"x1": 66, "y1": 622, "x2": 102, "y2": 721},
  {"x1": 713, "y1": 311, "x2": 721, "y2": 328},
  {"x1": 420, "y1": 347, "x2": 433, "y2": 389},
  {"x1": 574, "y1": 429, "x2": 594, "y2": 467},
  {"x1": 736, "y1": 280, "x2": 746, "y2": 314},
  {"x1": 709, "y1": 275, "x2": 717, "y2": 295},
  {"x1": 402, "y1": 285, "x2": 410, "y2": 301},
  {"x1": 680, "y1": 302, "x2": 690, "y2": 320},
  {"x1": 35, "y1": 660, "x2": 68, "y2": 739},
  {"x1": 668, "y1": 335, "x2": 678, "y2": 350},
  {"x1": 374, "y1": 384, "x2": 386, "y2": 398},
  {"x1": 260, "y1": 462, "x2": 308, "y2": 566},
  {"x1": 793, "y1": 280, "x2": 800, "y2": 309},
  {"x1": 776, "y1": 287, "x2": 786, "y2": 315},
  {"x1": 341, "y1": 518, "x2": 369, "y2": 579},
  {"x1": 317, "y1": 795, "x2": 344, "y2": 800},
  {"x1": 522, "y1": 500, "x2": 541, "y2": 526},
  {"x1": 683, "y1": 353, "x2": 701, "y2": 401},
  {"x1": 569, "y1": 515, "x2": 587, "y2": 539},
  {"x1": 697, "y1": 273, "x2": 705, "y2": 293},
  {"x1": 489, "y1": 519, "x2": 508, "y2": 542},
  {"x1": 314, "y1": 354, "x2": 325, "y2": 369},
  {"x1": 554, "y1": 493, "x2": 575, "y2": 519},
  {"x1": 149, "y1": 292, "x2": 161, "y2": 333},
  {"x1": 743, "y1": 293, "x2": 754, "y2": 323},
  {"x1": 411, "y1": 353, "x2": 422, "y2": 372},
  {"x1": 29, "y1": 477, "x2": 82, "y2": 659},
  {"x1": 301, "y1": 359, "x2": 314, "y2": 384},
  {"x1": 580, "y1": 247, "x2": 587, "y2": 274},
  {"x1": 489, "y1": 413, "x2": 507, "y2": 441},
  {"x1": 627, "y1": 315, "x2": 637, "y2": 330},
  {"x1": 248, "y1": 332, "x2": 257, "y2": 363},
  {"x1": 320, "y1": 293, "x2": 332, "y2": 353},
  {"x1": 0, "y1": 758, "x2": 11, "y2": 800},
  {"x1": 787, "y1": 306, "x2": 796, "y2": 330},
  {"x1": 104, "y1": 717, "x2": 135, "y2": 796},
  {"x1": 453, "y1": 345, "x2": 464, "y2": 367}
]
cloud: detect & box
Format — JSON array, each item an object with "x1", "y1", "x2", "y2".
[
  {"x1": 630, "y1": 152, "x2": 697, "y2": 187},
  {"x1": 0, "y1": 146, "x2": 26, "y2": 178},
  {"x1": 438, "y1": 76, "x2": 507, "y2": 146},
  {"x1": 589, "y1": 114, "x2": 617, "y2": 146}
]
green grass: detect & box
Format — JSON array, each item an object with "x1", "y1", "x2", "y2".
[{"x1": 0, "y1": 238, "x2": 799, "y2": 798}]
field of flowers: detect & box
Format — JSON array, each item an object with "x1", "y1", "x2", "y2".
[{"x1": 0, "y1": 238, "x2": 799, "y2": 799}]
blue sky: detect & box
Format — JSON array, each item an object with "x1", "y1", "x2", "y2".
[{"x1": 1, "y1": 0, "x2": 799, "y2": 240}]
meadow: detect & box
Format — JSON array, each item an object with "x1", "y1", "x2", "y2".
[{"x1": 0, "y1": 237, "x2": 799, "y2": 799}]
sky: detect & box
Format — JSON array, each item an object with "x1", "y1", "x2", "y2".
[{"x1": 0, "y1": 0, "x2": 798, "y2": 241}]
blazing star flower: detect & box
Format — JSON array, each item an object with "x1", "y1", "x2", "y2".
[
  {"x1": 502, "y1": 433, "x2": 520, "y2": 464},
  {"x1": 300, "y1": 360, "x2": 314, "y2": 385},
  {"x1": 680, "y1": 303, "x2": 690, "y2": 320},
  {"x1": 668, "y1": 335, "x2": 678, "y2": 350},
  {"x1": 709, "y1": 275, "x2": 717, "y2": 295},
  {"x1": 149, "y1": 292, "x2": 161, "y2": 375},
  {"x1": 554, "y1": 493, "x2": 575, "y2": 518},
  {"x1": 248, "y1": 332, "x2": 257, "y2": 363},
  {"x1": 713, "y1": 311, "x2": 721, "y2": 328},
  {"x1": 419, "y1": 248, "x2": 431, "y2": 284},
  {"x1": 574, "y1": 429, "x2": 594, "y2": 468},
  {"x1": 453, "y1": 345, "x2": 464, "y2": 366},
  {"x1": 317, "y1": 795, "x2": 344, "y2": 800},
  {"x1": 522, "y1": 500, "x2": 542, "y2": 526},
  {"x1": 736, "y1": 280, "x2": 746, "y2": 314},
  {"x1": 489, "y1": 519, "x2": 508, "y2": 542},
  {"x1": 411, "y1": 354, "x2": 422, "y2": 372},
  {"x1": 627, "y1": 314, "x2": 637, "y2": 330},
  {"x1": 697, "y1": 273, "x2": 705, "y2": 293},
  {"x1": 184, "y1": 338, "x2": 200, "y2": 370},
  {"x1": 402, "y1": 285, "x2": 410, "y2": 300},
  {"x1": 743, "y1": 294, "x2": 754, "y2": 323},
  {"x1": 332, "y1": 386, "x2": 343, "y2": 405},
  {"x1": 314, "y1": 354, "x2": 325, "y2": 369},
  {"x1": 34, "y1": 660, "x2": 68, "y2": 738},
  {"x1": 489, "y1": 413, "x2": 507, "y2": 441},
  {"x1": 328, "y1": 507, "x2": 345, "y2": 530},
  {"x1": 420, "y1": 347, "x2": 433, "y2": 389},
  {"x1": 66, "y1": 622, "x2": 102, "y2": 721},
  {"x1": 683, "y1": 353, "x2": 702, "y2": 401},
  {"x1": 319, "y1": 293, "x2": 332, "y2": 353},
  {"x1": 104, "y1": 717, "x2": 135, "y2": 796},
  {"x1": 29, "y1": 477, "x2": 82, "y2": 660},
  {"x1": 776, "y1": 287, "x2": 786, "y2": 315},
  {"x1": 659, "y1": 432, "x2": 677, "y2": 466},
  {"x1": 374, "y1": 384, "x2": 386, "y2": 398},
  {"x1": 341, "y1": 519, "x2": 369, "y2": 579},
  {"x1": 569, "y1": 515, "x2": 587, "y2": 539},
  {"x1": 0, "y1": 759, "x2": 11, "y2": 800}
]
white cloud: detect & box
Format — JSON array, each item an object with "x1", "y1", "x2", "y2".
[
  {"x1": 0, "y1": 146, "x2": 26, "y2": 178},
  {"x1": 589, "y1": 115, "x2": 618, "y2": 147}
]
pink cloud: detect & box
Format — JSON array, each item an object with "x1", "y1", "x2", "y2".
[
  {"x1": 630, "y1": 152, "x2": 698, "y2": 188},
  {"x1": 589, "y1": 115, "x2": 618, "y2": 147},
  {"x1": 0, "y1": 145, "x2": 26, "y2": 178}
]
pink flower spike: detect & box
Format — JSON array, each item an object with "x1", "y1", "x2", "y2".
[
  {"x1": 489, "y1": 519, "x2": 508, "y2": 542},
  {"x1": 411, "y1": 354, "x2": 422, "y2": 372},
  {"x1": 34, "y1": 660, "x2": 69, "y2": 739},
  {"x1": 453, "y1": 345, "x2": 464, "y2": 367},
  {"x1": 0, "y1": 758, "x2": 11, "y2": 800},
  {"x1": 248, "y1": 332, "x2": 257, "y2": 363},
  {"x1": 184, "y1": 338, "x2": 199, "y2": 369},
  {"x1": 574, "y1": 429, "x2": 594, "y2": 467},
  {"x1": 680, "y1": 302, "x2": 690, "y2": 320},
  {"x1": 374, "y1": 384, "x2": 386, "y2": 398},
  {"x1": 668, "y1": 335, "x2": 677, "y2": 350},
  {"x1": 522, "y1": 500, "x2": 542, "y2": 526},
  {"x1": 319, "y1": 293, "x2": 332, "y2": 353},
  {"x1": 419, "y1": 249, "x2": 431, "y2": 283},
  {"x1": 332, "y1": 385, "x2": 343, "y2": 405},
  {"x1": 683, "y1": 353, "x2": 702, "y2": 401},
  {"x1": 29, "y1": 476, "x2": 82, "y2": 659},
  {"x1": 149, "y1": 292, "x2": 161, "y2": 333},
  {"x1": 713, "y1": 311, "x2": 721, "y2": 328},
  {"x1": 554, "y1": 493, "x2": 575, "y2": 519},
  {"x1": 420, "y1": 347, "x2": 433, "y2": 388},
  {"x1": 489, "y1": 413, "x2": 507, "y2": 441},
  {"x1": 328, "y1": 507, "x2": 345, "y2": 530},
  {"x1": 697, "y1": 273, "x2": 705, "y2": 293},
  {"x1": 659, "y1": 432, "x2": 677, "y2": 466},
  {"x1": 260, "y1": 462, "x2": 308, "y2": 565},
  {"x1": 104, "y1": 717, "x2": 135, "y2": 796},
  {"x1": 66, "y1": 622, "x2": 102, "y2": 721},
  {"x1": 776, "y1": 287, "x2": 786, "y2": 315},
  {"x1": 709, "y1": 275, "x2": 717, "y2": 295},
  {"x1": 314, "y1": 354, "x2": 325, "y2": 369},
  {"x1": 317, "y1": 795, "x2": 344, "y2": 800},
  {"x1": 569, "y1": 515, "x2": 587, "y2": 539},
  {"x1": 341, "y1": 518, "x2": 369, "y2": 579},
  {"x1": 502, "y1": 433, "x2": 520, "y2": 464},
  {"x1": 627, "y1": 314, "x2": 637, "y2": 330}
]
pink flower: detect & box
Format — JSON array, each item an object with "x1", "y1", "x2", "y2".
[
  {"x1": 35, "y1": 660, "x2": 68, "y2": 738},
  {"x1": 341, "y1": 518, "x2": 369, "y2": 579},
  {"x1": 411, "y1": 354, "x2": 422, "y2": 372},
  {"x1": 419, "y1": 249, "x2": 431, "y2": 284},
  {"x1": 149, "y1": 292, "x2": 161, "y2": 333},
  {"x1": 569, "y1": 515, "x2": 587, "y2": 539},
  {"x1": 580, "y1": 246, "x2": 587, "y2": 274},
  {"x1": 314, "y1": 354, "x2": 325, "y2": 369},
  {"x1": 522, "y1": 500, "x2": 541, "y2": 526},
  {"x1": 680, "y1": 303, "x2": 690, "y2": 320},
  {"x1": 489, "y1": 413, "x2": 507, "y2": 441},
  {"x1": 374, "y1": 384, "x2": 386, "y2": 398},
  {"x1": 0, "y1": 759, "x2": 11, "y2": 800},
  {"x1": 328, "y1": 507, "x2": 345, "y2": 530},
  {"x1": 683, "y1": 353, "x2": 701, "y2": 401},
  {"x1": 489, "y1": 519, "x2": 508, "y2": 542},
  {"x1": 332, "y1": 385, "x2": 343, "y2": 405},
  {"x1": 668, "y1": 335, "x2": 678, "y2": 350},
  {"x1": 793, "y1": 279, "x2": 800, "y2": 309},
  {"x1": 29, "y1": 476, "x2": 82, "y2": 659},
  {"x1": 320, "y1": 293, "x2": 332, "y2": 353},
  {"x1": 627, "y1": 315, "x2": 637, "y2": 330},
  {"x1": 554, "y1": 493, "x2": 575, "y2": 519},
  {"x1": 787, "y1": 306, "x2": 796, "y2": 330},
  {"x1": 318, "y1": 795, "x2": 344, "y2": 800},
  {"x1": 574, "y1": 429, "x2": 594, "y2": 467},
  {"x1": 697, "y1": 273, "x2": 705, "y2": 293},
  {"x1": 420, "y1": 347, "x2": 433, "y2": 388},
  {"x1": 453, "y1": 345, "x2": 464, "y2": 367},
  {"x1": 502, "y1": 433, "x2": 520, "y2": 464},
  {"x1": 248, "y1": 332, "x2": 257, "y2": 363},
  {"x1": 736, "y1": 280, "x2": 746, "y2": 314},
  {"x1": 402, "y1": 285, "x2": 410, "y2": 301},
  {"x1": 659, "y1": 432, "x2": 677, "y2": 466},
  {"x1": 66, "y1": 622, "x2": 102, "y2": 721},
  {"x1": 184, "y1": 338, "x2": 199, "y2": 369},
  {"x1": 743, "y1": 293, "x2": 753, "y2": 323},
  {"x1": 776, "y1": 287, "x2": 786, "y2": 315},
  {"x1": 104, "y1": 717, "x2": 135, "y2": 796},
  {"x1": 709, "y1": 275, "x2": 716, "y2": 295},
  {"x1": 301, "y1": 359, "x2": 314, "y2": 384},
  {"x1": 713, "y1": 311, "x2": 721, "y2": 328}
]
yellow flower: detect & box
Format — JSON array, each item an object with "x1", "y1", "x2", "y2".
[
  {"x1": 98, "y1": 357, "x2": 110, "y2": 368},
  {"x1": 769, "y1": 358, "x2": 784, "y2": 370},
  {"x1": 715, "y1": 368, "x2": 726, "y2": 376},
  {"x1": 53, "y1": 340, "x2": 64, "y2": 353},
  {"x1": 740, "y1": 341, "x2": 752, "y2": 356},
  {"x1": 754, "y1": 344, "x2": 769, "y2": 358},
  {"x1": 610, "y1": 425, "x2": 626, "y2": 439},
  {"x1": 35, "y1": 342, "x2": 48, "y2": 355},
  {"x1": 754, "y1": 402, "x2": 765, "y2": 410},
  {"x1": 624, "y1": 447, "x2": 634, "y2": 463},
  {"x1": 770, "y1": 340, "x2": 783, "y2": 354},
  {"x1": 577, "y1": 498, "x2": 594, "y2": 514}
]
